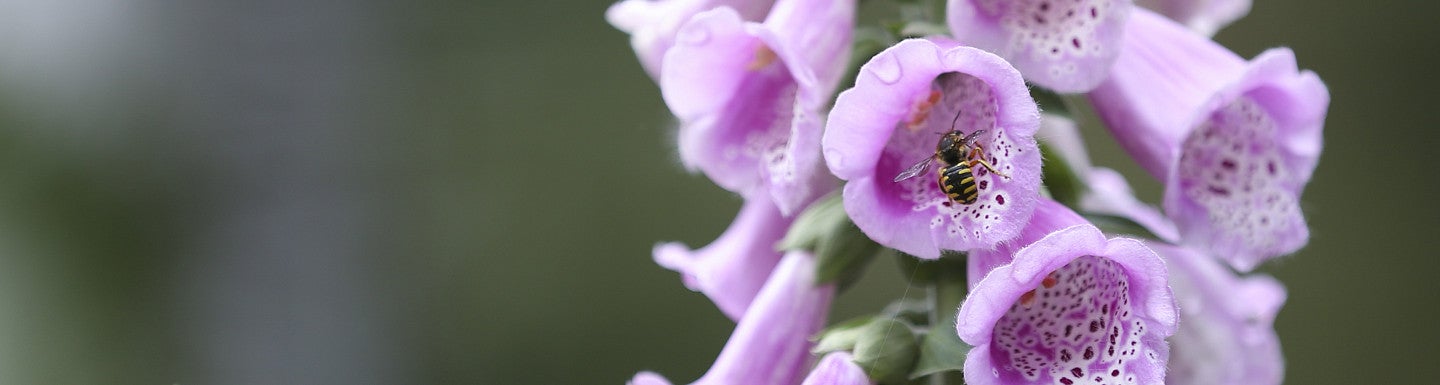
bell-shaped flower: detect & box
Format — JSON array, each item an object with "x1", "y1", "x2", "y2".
[
  {"x1": 946, "y1": 0, "x2": 1133, "y2": 93},
  {"x1": 660, "y1": 0, "x2": 853, "y2": 215},
  {"x1": 799, "y1": 352, "x2": 872, "y2": 385},
  {"x1": 1150, "y1": 243, "x2": 1285, "y2": 385},
  {"x1": 823, "y1": 38, "x2": 1042, "y2": 259},
  {"x1": 1088, "y1": 8, "x2": 1328, "y2": 271},
  {"x1": 1135, "y1": 0, "x2": 1249, "y2": 36},
  {"x1": 1036, "y1": 113, "x2": 1178, "y2": 241},
  {"x1": 606, "y1": 0, "x2": 775, "y2": 79},
  {"x1": 654, "y1": 197, "x2": 790, "y2": 321},
  {"x1": 958, "y1": 200, "x2": 1177, "y2": 385},
  {"x1": 631, "y1": 251, "x2": 836, "y2": 385}
]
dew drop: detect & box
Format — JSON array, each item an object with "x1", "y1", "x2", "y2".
[{"x1": 868, "y1": 51, "x2": 903, "y2": 84}]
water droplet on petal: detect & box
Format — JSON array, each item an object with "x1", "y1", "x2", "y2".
[
  {"x1": 678, "y1": 24, "x2": 710, "y2": 45},
  {"x1": 868, "y1": 51, "x2": 902, "y2": 84}
]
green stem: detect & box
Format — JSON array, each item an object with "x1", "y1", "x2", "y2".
[{"x1": 929, "y1": 256, "x2": 967, "y2": 384}]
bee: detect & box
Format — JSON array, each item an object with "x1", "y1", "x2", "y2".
[{"x1": 893, "y1": 112, "x2": 1009, "y2": 205}]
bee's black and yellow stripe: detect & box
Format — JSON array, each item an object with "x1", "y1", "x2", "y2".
[{"x1": 939, "y1": 164, "x2": 979, "y2": 204}]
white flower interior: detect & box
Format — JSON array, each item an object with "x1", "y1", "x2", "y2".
[
  {"x1": 993, "y1": 256, "x2": 1158, "y2": 385},
  {"x1": 974, "y1": 0, "x2": 1117, "y2": 61},
  {"x1": 1177, "y1": 97, "x2": 1302, "y2": 257},
  {"x1": 882, "y1": 72, "x2": 1024, "y2": 241}
]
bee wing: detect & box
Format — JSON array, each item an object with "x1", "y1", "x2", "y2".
[
  {"x1": 960, "y1": 129, "x2": 987, "y2": 146},
  {"x1": 893, "y1": 157, "x2": 934, "y2": 182}
]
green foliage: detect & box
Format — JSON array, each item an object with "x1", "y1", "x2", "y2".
[
  {"x1": 1039, "y1": 141, "x2": 1087, "y2": 208},
  {"x1": 909, "y1": 328, "x2": 972, "y2": 379},
  {"x1": 780, "y1": 193, "x2": 883, "y2": 291},
  {"x1": 851, "y1": 317, "x2": 921, "y2": 385}
]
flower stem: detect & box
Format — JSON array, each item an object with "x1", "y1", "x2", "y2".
[{"x1": 929, "y1": 255, "x2": 967, "y2": 384}]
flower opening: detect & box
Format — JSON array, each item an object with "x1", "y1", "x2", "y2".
[{"x1": 824, "y1": 38, "x2": 1041, "y2": 258}]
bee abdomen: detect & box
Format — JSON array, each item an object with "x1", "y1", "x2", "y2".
[{"x1": 938, "y1": 164, "x2": 978, "y2": 204}]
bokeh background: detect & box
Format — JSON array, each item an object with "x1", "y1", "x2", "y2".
[{"x1": 0, "y1": 0, "x2": 1433, "y2": 383}]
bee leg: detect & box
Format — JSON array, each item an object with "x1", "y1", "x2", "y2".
[{"x1": 968, "y1": 147, "x2": 1010, "y2": 178}]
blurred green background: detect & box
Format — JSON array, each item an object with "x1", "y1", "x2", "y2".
[{"x1": 0, "y1": 0, "x2": 1433, "y2": 383}]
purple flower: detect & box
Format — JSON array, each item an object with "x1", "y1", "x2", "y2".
[
  {"x1": 823, "y1": 38, "x2": 1042, "y2": 259},
  {"x1": 1135, "y1": 0, "x2": 1249, "y2": 36},
  {"x1": 1150, "y1": 242, "x2": 1285, "y2": 385},
  {"x1": 1088, "y1": 8, "x2": 1329, "y2": 271},
  {"x1": 632, "y1": 251, "x2": 835, "y2": 385},
  {"x1": 946, "y1": 0, "x2": 1133, "y2": 93},
  {"x1": 660, "y1": 0, "x2": 853, "y2": 215},
  {"x1": 1036, "y1": 113, "x2": 1178, "y2": 241},
  {"x1": 799, "y1": 352, "x2": 872, "y2": 385},
  {"x1": 654, "y1": 197, "x2": 790, "y2": 321},
  {"x1": 606, "y1": 0, "x2": 776, "y2": 79},
  {"x1": 957, "y1": 200, "x2": 1177, "y2": 385}
]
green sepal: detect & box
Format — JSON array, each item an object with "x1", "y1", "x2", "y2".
[
  {"x1": 812, "y1": 315, "x2": 877, "y2": 355},
  {"x1": 851, "y1": 317, "x2": 921, "y2": 385},
  {"x1": 881, "y1": 297, "x2": 931, "y2": 327},
  {"x1": 908, "y1": 329, "x2": 972, "y2": 379},
  {"x1": 1038, "y1": 141, "x2": 1086, "y2": 208},
  {"x1": 1030, "y1": 87, "x2": 1071, "y2": 118},
  {"x1": 778, "y1": 193, "x2": 843, "y2": 252},
  {"x1": 1082, "y1": 213, "x2": 1162, "y2": 240},
  {"x1": 779, "y1": 193, "x2": 882, "y2": 291}
]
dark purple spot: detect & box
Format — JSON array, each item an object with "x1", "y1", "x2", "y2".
[
  {"x1": 1221, "y1": 159, "x2": 1237, "y2": 169},
  {"x1": 1072, "y1": 38, "x2": 1081, "y2": 48},
  {"x1": 1111, "y1": 370, "x2": 1120, "y2": 377},
  {"x1": 979, "y1": 180, "x2": 989, "y2": 190},
  {"x1": 1207, "y1": 185, "x2": 1230, "y2": 196},
  {"x1": 1039, "y1": 2, "x2": 1049, "y2": 10},
  {"x1": 1091, "y1": 7, "x2": 1098, "y2": 18},
  {"x1": 942, "y1": 201, "x2": 952, "y2": 207},
  {"x1": 1060, "y1": 378, "x2": 1073, "y2": 385},
  {"x1": 1268, "y1": 161, "x2": 1278, "y2": 174},
  {"x1": 1071, "y1": 368, "x2": 1084, "y2": 377},
  {"x1": 996, "y1": 195, "x2": 1006, "y2": 205},
  {"x1": 1089, "y1": 320, "x2": 1099, "y2": 332},
  {"x1": 1083, "y1": 347, "x2": 1095, "y2": 360}
]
